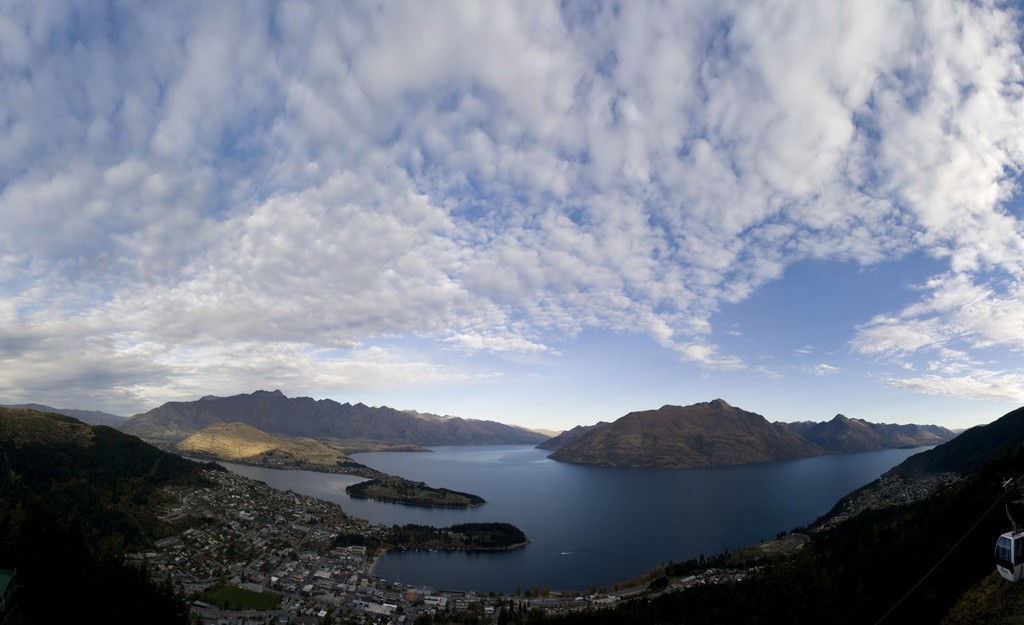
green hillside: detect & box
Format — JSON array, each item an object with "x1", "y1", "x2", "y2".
[{"x1": 0, "y1": 407, "x2": 212, "y2": 625}]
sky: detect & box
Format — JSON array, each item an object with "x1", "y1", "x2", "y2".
[{"x1": 2, "y1": 1, "x2": 1024, "y2": 432}]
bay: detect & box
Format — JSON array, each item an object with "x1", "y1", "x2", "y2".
[{"x1": 220, "y1": 444, "x2": 929, "y2": 594}]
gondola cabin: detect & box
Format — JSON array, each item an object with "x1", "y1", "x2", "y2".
[{"x1": 995, "y1": 530, "x2": 1024, "y2": 582}]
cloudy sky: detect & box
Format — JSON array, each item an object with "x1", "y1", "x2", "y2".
[{"x1": 2, "y1": 1, "x2": 1024, "y2": 431}]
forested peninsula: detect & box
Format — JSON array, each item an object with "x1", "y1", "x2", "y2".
[
  {"x1": 387, "y1": 523, "x2": 529, "y2": 552},
  {"x1": 346, "y1": 477, "x2": 485, "y2": 508}
]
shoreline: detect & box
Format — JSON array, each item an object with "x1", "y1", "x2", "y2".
[
  {"x1": 368, "y1": 550, "x2": 383, "y2": 577},
  {"x1": 345, "y1": 492, "x2": 486, "y2": 509},
  {"x1": 369, "y1": 539, "x2": 531, "y2": 577}
]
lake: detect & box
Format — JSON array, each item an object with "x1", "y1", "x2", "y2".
[{"x1": 220, "y1": 444, "x2": 929, "y2": 594}]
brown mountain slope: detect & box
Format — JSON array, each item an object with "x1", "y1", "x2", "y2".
[
  {"x1": 119, "y1": 389, "x2": 548, "y2": 447},
  {"x1": 548, "y1": 399, "x2": 824, "y2": 469},
  {"x1": 535, "y1": 422, "x2": 609, "y2": 451},
  {"x1": 779, "y1": 414, "x2": 956, "y2": 452}
]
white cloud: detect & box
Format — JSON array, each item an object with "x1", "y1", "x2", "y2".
[
  {"x1": 675, "y1": 342, "x2": 746, "y2": 371},
  {"x1": 447, "y1": 333, "x2": 549, "y2": 354},
  {"x1": 853, "y1": 273, "x2": 1024, "y2": 357},
  {"x1": 812, "y1": 364, "x2": 841, "y2": 376},
  {"x1": 887, "y1": 369, "x2": 1024, "y2": 404},
  {"x1": 1, "y1": 1, "x2": 1024, "y2": 413},
  {"x1": 852, "y1": 271, "x2": 1024, "y2": 404},
  {"x1": 852, "y1": 316, "x2": 946, "y2": 357}
]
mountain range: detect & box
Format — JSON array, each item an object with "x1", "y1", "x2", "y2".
[
  {"x1": 8, "y1": 392, "x2": 960, "y2": 472},
  {"x1": 96, "y1": 391, "x2": 958, "y2": 470},
  {"x1": 118, "y1": 389, "x2": 549, "y2": 447},
  {"x1": 777, "y1": 413, "x2": 955, "y2": 452},
  {"x1": 544, "y1": 399, "x2": 957, "y2": 469},
  {"x1": 887, "y1": 404, "x2": 1024, "y2": 477}
]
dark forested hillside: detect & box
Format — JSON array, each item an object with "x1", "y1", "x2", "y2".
[
  {"x1": 387, "y1": 522, "x2": 528, "y2": 551},
  {"x1": 890, "y1": 406, "x2": 1024, "y2": 477},
  {"x1": 0, "y1": 407, "x2": 212, "y2": 625}
]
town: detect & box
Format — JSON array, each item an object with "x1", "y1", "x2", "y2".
[
  {"x1": 137, "y1": 467, "x2": 649, "y2": 624},
  {"x1": 132, "y1": 453, "x2": 961, "y2": 625}
]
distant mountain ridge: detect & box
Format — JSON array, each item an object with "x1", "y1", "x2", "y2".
[
  {"x1": 544, "y1": 400, "x2": 958, "y2": 469},
  {"x1": 535, "y1": 422, "x2": 608, "y2": 451},
  {"x1": 119, "y1": 390, "x2": 548, "y2": 447},
  {"x1": 777, "y1": 414, "x2": 955, "y2": 453},
  {"x1": 1, "y1": 402, "x2": 125, "y2": 427},
  {"x1": 888, "y1": 405, "x2": 1024, "y2": 476}
]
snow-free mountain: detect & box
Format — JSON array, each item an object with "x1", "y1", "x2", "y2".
[
  {"x1": 118, "y1": 389, "x2": 548, "y2": 447},
  {"x1": 778, "y1": 414, "x2": 955, "y2": 453},
  {"x1": 543, "y1": 399, "x2": 957, "y2": 469}
]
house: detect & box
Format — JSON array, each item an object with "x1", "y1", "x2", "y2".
[{"x1": 423, "y1": 596, "x2": 447, "y2": 609}]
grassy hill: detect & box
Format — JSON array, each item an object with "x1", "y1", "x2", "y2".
[
  {"x1": 943, "y1": 568, "x2": 1024, "y2": 624},
  {"x1": 176, "y1": 421, "x2": 365, "y2": 469}
]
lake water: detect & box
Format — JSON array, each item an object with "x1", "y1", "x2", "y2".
[{"x1": 220, "y1": 444, "x2": 929, "y2": 594}]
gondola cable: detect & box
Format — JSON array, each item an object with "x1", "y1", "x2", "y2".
[{"x1": 873, "y1": 490, "x2": 1006, "y2": 625}]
